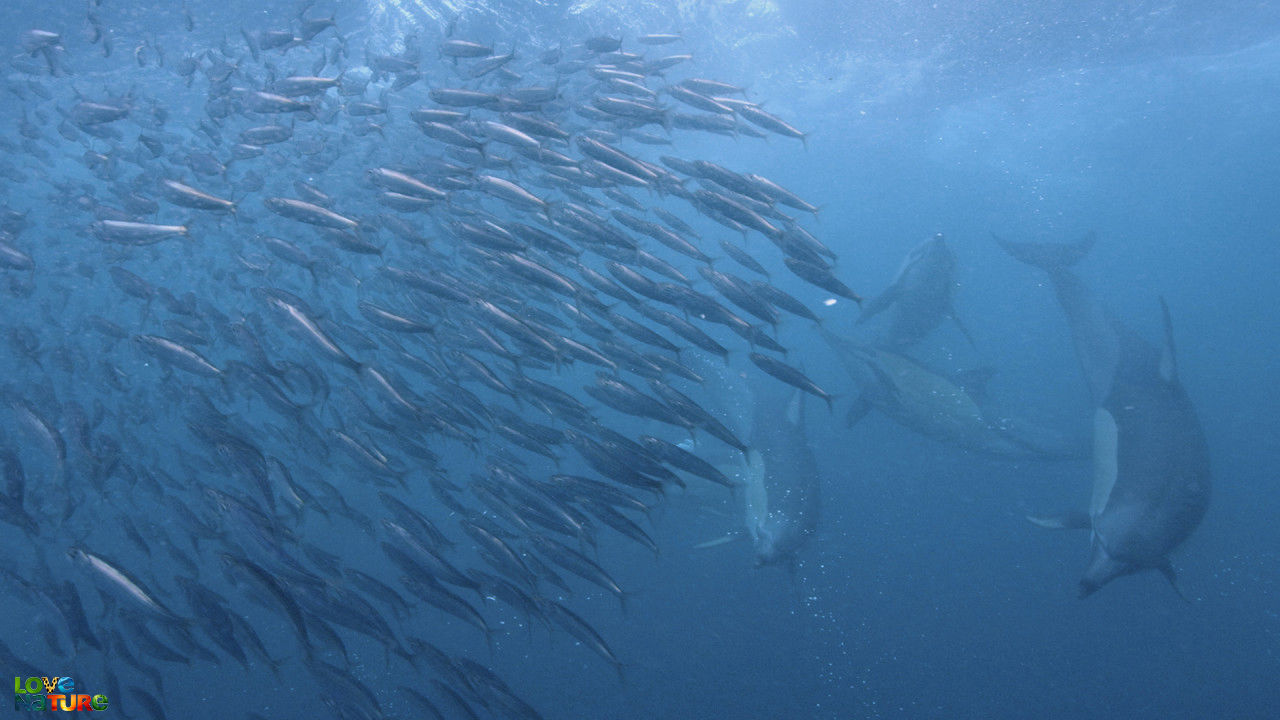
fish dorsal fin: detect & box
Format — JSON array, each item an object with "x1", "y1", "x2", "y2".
[
  {"x1": 952, "y1": 366, "x2": 996, "y2": 403},
  {"x1": 1158, "y1": 296, "x2": 1178, "y2": 383}
]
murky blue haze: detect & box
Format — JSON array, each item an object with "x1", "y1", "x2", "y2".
[{"x1": 0, "y1": 1, "x2": 1276, "y2": 718}]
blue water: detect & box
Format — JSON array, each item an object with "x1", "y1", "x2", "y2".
[{"x1": 0, "y1": 1, "x2": 1277, "y2": 718}]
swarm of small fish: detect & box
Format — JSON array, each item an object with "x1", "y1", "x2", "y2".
[{"x1": 0, "y1": 4, "x2": 856, "y2": 718}]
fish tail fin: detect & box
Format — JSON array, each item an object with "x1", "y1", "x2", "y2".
[{"x1": 994, "y1": 231, "x2": 1096, "y2": 273}]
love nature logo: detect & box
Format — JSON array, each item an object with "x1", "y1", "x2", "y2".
[{"x1": 13, "y1": 676, "x2": 109, "y2": 712}]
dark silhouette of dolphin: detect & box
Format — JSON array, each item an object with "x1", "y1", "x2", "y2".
[{"x1": 998, "y1": 232, "x2": 1211, "y2": 599}]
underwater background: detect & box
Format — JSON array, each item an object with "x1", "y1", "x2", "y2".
[{"x1": 0, "y1": 1, "x2": 1276, "y2": 718}]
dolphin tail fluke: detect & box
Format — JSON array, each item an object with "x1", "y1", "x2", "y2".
[
  {"x1": 1026, "y1": 510, "x2": 1090, "y2": 530},
  {"x1": 993, "y1": 231, "x2": 1096, "y2": 273},
  {"x1": 997, "y1": 230, "x2": 1119, "y2": 406}
]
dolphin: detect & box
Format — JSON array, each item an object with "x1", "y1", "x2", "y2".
[
  {"x1": 857, "y1": 234, "x2": 975, "y2": 349},
  {"x1": 821, "y1": 328, "x2": 1077, "y2": 459},
  {"x1": 997, "y1": 232, "x2": 1211, "y2": 598},
  {"x1": 743, "y1": 387, "x2": 822, "y2": 568},
  {"x1": 680, "y1": 358, "x2": 821, "y2": 568}
]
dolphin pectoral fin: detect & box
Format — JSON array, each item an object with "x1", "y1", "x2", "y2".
[
  {"x1": 953, "y1": 366, "x2": 996, "y2": 403},
  {"x1": 693, "y1": 533, "x2": 742, "y2": 550},
  {"x1": 845, "y1": 395, "x2": 872, "y2": 427},
  {"x1": 1156, "y1": 557, "x2": 1192, "y2": 603},
  {"x1": 1026, "y1": 510, "x2": 1091, "y2": 530},
  {"x1": 1158, "y1": 296, "x2": 1179, "y2": 383},
  {"x1": 855, "y1": 286, "x2": 898, "y2": 324},
  {"x1": 950, "y1": 310, "x2": 979, "y2": 350},
  {"x1": 865, "y1": 362, "x2": 901, "y2": 401}
]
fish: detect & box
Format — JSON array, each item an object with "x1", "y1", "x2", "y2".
[
  {"x1": 637, "y1": 33, "x2": 683, "y2": 45},
  {"x1": 272, "y1": 75, "x2": 340, "y2": 96},
  {"x1": 69, "y1": 100, "x2": 130, "y2": 126},
  {"x1": 748, "y1": 353, "x2": 833, "y2": 411},
  {"x1": 219, "y1": 553, "x2": 312, "y2": 656},
  {"x1": 161, "y1": 180, "x2": 236, "y2": 213},
  {"x1": 263, "y1": 197, "x2": 358, "y2": 230},
  {"x1": 91, "y1": 220, "x2": 188, "y2": 245},
  {"x1": 737, "y1": 105, "x2": 807, "y2": 144},
  {"x1": 440, "y1": 39, "x2": 493, "y2": 58},
  {"x1": 68, "y1": 548, "x2": 179, "y2": 619},
  {"x1": 133, "y1": 335, "x2": 223, "y2": 378},
  {"x1": 0, "y1": 239, "x2": 34, "y2": 270},
  {"x1": 0, "y1": 17, "x2": 859, "y2": 719},
  {"x1": 783, "y1": 257, "x2": 863, "y2": 303},
  {"x1": 998, "y1": 233, "x2": 1211, "y2": 598}
]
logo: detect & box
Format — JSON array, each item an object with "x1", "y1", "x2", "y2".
[{"x1": 13, "y1": 677, "x2": 109, "y2": 712}]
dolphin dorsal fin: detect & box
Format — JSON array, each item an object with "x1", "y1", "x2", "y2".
[{"x1": 1158, "y1": 297, "x2": 1178, "y2": 383}]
